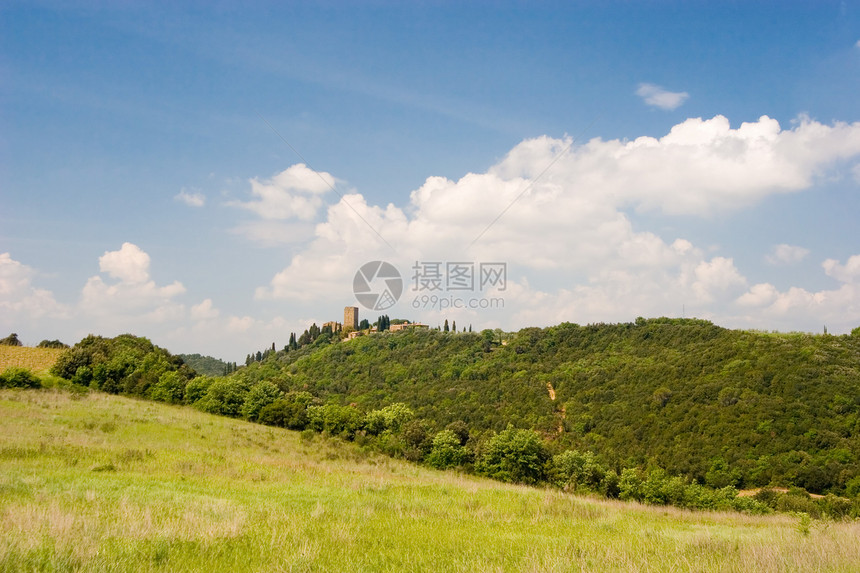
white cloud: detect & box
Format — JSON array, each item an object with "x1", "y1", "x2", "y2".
[
  {"x1": 823, "y1": 254, "x2": 860, "y2": 283},
  {"x1": 733, "y1": 254, "x2": 860, "y2": 332},
  {"x1": 636, "y1": 83, "x2": 690, "y2": 110},
  {"x1": 856, "y1": 39, "x2": 860, "y2": 49},
  {"x1": 99, "y1": 242, "x2": 151, "y2": 283},
  {"x1": 81, "y1": 243, "x2": 186, "y2": 321},
  {"x1": 252, "y1": 114, "x2": 860, "y2": 336},
  {"x1": 175, "y1": 188, "x2": 205, "y2": 207},
  {"x1": 766, "y1": 244, "x2": 810, "y2": 265},
  {"x1": 191, "y1": 298, "x2": 220, "y2": 321},
  {"x1": 691, "y1": 257, "x2": 747, "y2": 303},
  {"x1": 852, "y1": 163, "x2": 860, "y2": 184},
  {"x1": 0, "y1": 253, "x2": 68, "y2": 322},
  {"x1": 228, "y1": 164, "x2": 337, "y2": 221}
]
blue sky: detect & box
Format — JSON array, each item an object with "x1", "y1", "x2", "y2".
[{"x1": 2, "y1": 1, "x2": 860, "y2": 361}]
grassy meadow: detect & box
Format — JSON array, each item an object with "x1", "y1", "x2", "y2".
[{"x1": 1, "y1": 389, "x2": 858, "y2": 572}]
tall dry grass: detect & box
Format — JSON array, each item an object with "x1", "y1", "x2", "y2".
[{"x1": 1, "y1": 389, "x2": 858, "y2": 572}]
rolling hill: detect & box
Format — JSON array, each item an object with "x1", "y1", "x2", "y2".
[{"x1": 1, "y1": 389, "x2": 858, "y2": 572}]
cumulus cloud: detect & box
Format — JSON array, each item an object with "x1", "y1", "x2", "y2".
[
  {"x1": 735, "y1": 286, "x2": 859, "y2": 331},
  {"x1": 823, "y1": 254, "x2": 860, "y2": 283},
  {"x1": 636, "y1": 83, "x2": 690, "y2": 110},
  {"x1": 81, "y1": 243, "x2": 186, "y2": 321},
  {"x1": 99, "y1": 242, "x2": 151, "y2": 283},
  {"x1": 766, "y1": 244, "x2": 810, "y2": 265},
  {"x1": 732, "y1": 254, "x2": 860, "y2": 333},
  {"x1": 229, "y1": 164, "x2": 336, "y2": 221},
  {"x1": 228, "y1": 164, "x2": 341, "y2": 245},
  {"x1": 175, "y1": 188, "x2": 205, "y2": 207},
  {"x1": 252, "y1": 115, "x2": 860, "y2": 335},
  {"x1": 0, "y1": 253, "x2": 68, "y2": 322},
  {"x1": 190, "y1": 298, "x2": 220, "y2": 321}
]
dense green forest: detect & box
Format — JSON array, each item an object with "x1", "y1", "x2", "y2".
[
  {"x1": 45, "y1": 321, "x2": 860, "y2": 516},
  {"x1": 232, "y1": 319, "x2": 860, "y2": 495}
]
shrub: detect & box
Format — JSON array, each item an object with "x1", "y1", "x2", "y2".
[
  {"x1": 445, "y1": 421, "x2": 470, "y2": 446},
  {"x1": 364, "y1": 402, "x2": 415, "y2": 435},
  {"x1": 476, "y1": 427, "x2": 550, "y2": 485},
  {"x1": 775, "y1": 494, "x2": 821, "y2": 518},
  {"x1": 643, "y1": 469, "x2": 669, "y2": 505},
  {"x1": 71, "y1": 366, "x2": 93, "y2": 387},
  {"x1": 599, "y1": 470, "x2": 621, "y2": 498},
  {"x1": 426, "y1": 429, "x2": 467, "y2": 469},
  {"x1": 0, "y1": 367, "x2": 41, "y2": 389},
  {"x1": 401, "y1": 419, "x2": 433, "y2": 461},
  {"x1": 307, "y1": 404, "x2": 363, "y2": 438},
  {"x1": 258, "y1": 392, "x2": 313, "y2": 429},
  {"x1": 148, "y1": 371, "x2": 185, "y2": 404},
  {"x1": 184, "y1": 376, "x2": 213, "y2": 404},
  {"x1": 731, "y1": 496, "x2": 771, "y2": 515},
  {"x1": 618, "y1": 468, "x2": 644, "y2": 502},
  {"x1": 241, "y1": 381, "x2": 283, "y2": 422},
  {"x1": 819, "y1": 494, "x2": 853, "y2": 520},
  {"x1": 551, "y1": 450, "x2": 606, "y2": 491},
  {"x1": 194, "y1": 378, "x2": 250, "y2": 417},
  {"x1": 753, "y1": 488, "x2": 781, "y2": 508}
]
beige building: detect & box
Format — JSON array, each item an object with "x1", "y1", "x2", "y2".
[{"x1": 389, "y1": 322, "x2": 429, "y2": 332}]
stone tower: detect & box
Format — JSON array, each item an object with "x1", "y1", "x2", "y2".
[{"x1": 344, "y1": 306, "x2": 359, "y2": 330}]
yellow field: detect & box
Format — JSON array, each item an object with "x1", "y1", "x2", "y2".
[{"x1": 0, "y1": 346, "x2": 65, "y2": 374}]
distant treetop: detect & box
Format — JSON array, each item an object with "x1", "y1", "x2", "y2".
[{"x1": 0, "y1": 333, "x2": 22, "y2": 346}]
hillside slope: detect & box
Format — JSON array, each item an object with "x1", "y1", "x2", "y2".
[{"x1": 1, "y1": 389, "x2": 858, "y2": 572}]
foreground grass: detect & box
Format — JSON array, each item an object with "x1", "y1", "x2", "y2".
[{"x1": 1, "y1": 390, "x2": 858, "y2": 572}]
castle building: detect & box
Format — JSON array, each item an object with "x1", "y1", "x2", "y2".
[{"x1": 344, "y1": 306, "x2": 359, "y2": 331}]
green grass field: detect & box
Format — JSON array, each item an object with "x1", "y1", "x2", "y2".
[
  {"x1": 1, "y1": 389, "x2": 858, "y2": 572},
  {"x1": 0, "y1": 346, "x2": 65, "y2": 374}
]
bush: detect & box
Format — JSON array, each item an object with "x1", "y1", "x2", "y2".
[
  {"x1": 819, "y1": 494, "x2": 853, "y2": 520},
  {"x1": 184, "y1": 376, "x2": 213, "y2": 404},
  {"x1": 0, "y1": 367, "x2": 41, "y2": 389},
  {"x1": 618, "y1": 468, "x2": 644, "y2": 502},
  {"x1": 364, "y1": 402, "x2": 415, "y2": 435},
  {"x1": 241, "y1": 381, "x2": 283, "y2": 422},
  {"x1": 599, "y1": 470, "x2": 621, "y2": 498},
  {"x1": 258, "y1": 392, "x2": 313, "y2": 429},
  {"x1": 194, "y1": 378, "x2": 250, "y2": 417},
  {"x1": 307, "y1": 404, "x2": 363, "y2": 438},
  {"x1": 426, "y1": 429, "x2": 467, "y2": 469},
  {"x1": 551, "y1": 450, "x2": 606, "y2": 491},
  {"x1": 148, "y1": 371, "x2": 185, "y2": 404},
  {"x1": 775, "y1": 494, "x2": 821, "y2": 518},
  {"x1": 476, "y1": 427, "x2": 549, "y2": 485}
]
